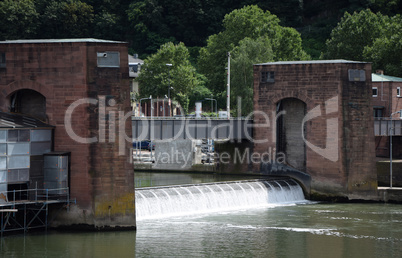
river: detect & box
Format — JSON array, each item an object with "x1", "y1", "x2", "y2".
[{"x1": 1, "y1": 173, "x2": 402, "y2": 257}]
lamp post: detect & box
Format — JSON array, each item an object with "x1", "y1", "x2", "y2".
[
  {"x1": 166, "y1": 64, "x2": 172, "y2": 116},
  {"x1": 227, "y1": 52, "x2": 230, "y2": 119},
  {"x1": 389, "y1": 109, "x2": 402, "y2": 188},
  {"x1": 205, "y1": 98, "x2": 217, "y2": 116}
]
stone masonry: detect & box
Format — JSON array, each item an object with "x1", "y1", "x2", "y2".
[
  {"x1": 253, "y1": 60, "x2": 377, "y2": 199},
  {"x1": 0, "y1": 39, "x2": 135, "y2": 229}
]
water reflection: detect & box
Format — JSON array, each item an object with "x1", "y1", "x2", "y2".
[
  {"x1": 1, "y1": 231, "x2": 136, "y2": 257},
  {"x1": 2, "y1": 203, "x2": 401, "y2": 257}
]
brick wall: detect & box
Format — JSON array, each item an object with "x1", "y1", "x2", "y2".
[
  {"x1": 253, "y1": 61, "x2": 377, "y2": 198},
  {"x1": 0, "y1": 40, "x2": 134, "y2": 228}
]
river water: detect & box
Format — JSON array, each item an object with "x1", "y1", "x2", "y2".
[{"x1": 1, "y1": 173, "x2": 402, "y2": 257}]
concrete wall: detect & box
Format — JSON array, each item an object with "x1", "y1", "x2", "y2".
[
  {"x1": 152, "y1": 139, "x2": 199, "y2": 170},
  {"x1": 0, "y1": 40, "x2": 135, "y2": 229},
  {"x1": 253, "y1": 60, "x2": 377, "y2": 200}
]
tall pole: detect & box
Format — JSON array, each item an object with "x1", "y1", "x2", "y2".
[
  {"x1": 150, "y1": 95, "x2": 153, "y2": 161},
  {"x1": 166, "y1": 64, "x2": 172, "y2": 116},
  {"x1": 227, "y1": 52, "x2": 230, "y2": 119}
]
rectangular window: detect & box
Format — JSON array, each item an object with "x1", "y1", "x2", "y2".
[
  {"x1": 348, "y1": 69, "x2": 366, "y2": 81},
  {"x1": 97, "y1": 52, "x2": 120, "y2": 68},
  {"x1": 261, "y1": 71, "x2": 275, "y2": 83},
  {"x1": 0, "y1": 53, "x2": 5, "y2": 68},
  {"x1": 397, "y1": 87, "x2": 401, "y2": 97},
  {"x1": 373, "y1": 108, "x2": 383, "y2": 118},
  {"x1": 372, "y1": 87, "x2": 378, "y2": 97}
]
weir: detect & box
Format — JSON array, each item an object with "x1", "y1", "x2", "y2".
[{"x1": 135, "y1": 179, "x2": 305, "y2": 220}]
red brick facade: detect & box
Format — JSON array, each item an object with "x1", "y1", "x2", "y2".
[
  {"x1": 0, "y1": 39, "x2": 134, "y2": 228},
  {"x1": 253, "y1": 60, "x2": 377, "y2": 199}
]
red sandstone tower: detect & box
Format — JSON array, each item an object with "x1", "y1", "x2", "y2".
[
  {"x1": 253, "y1": 60, "x2": 377, "y2": 200},
  {"x1": 0, "y1": 39, "x2": 135, "y2": 229}
]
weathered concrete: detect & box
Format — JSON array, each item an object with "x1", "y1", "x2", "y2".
[
  {"x1": 378, "y1": 187, "x2": 402, "y2": 203},
  {"x1": 152, "y1": 139, "x2": 199, "y2": 170}
]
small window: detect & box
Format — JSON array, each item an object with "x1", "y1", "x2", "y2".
[
  {"x1": 397, "y1": 87, "x2": 401, "y2": 97},
  {"x1": 348, "y1": 69, "x2": 366, "y2": 82},
  {"x1": 97, "y1": 52, "x2": 120, "y2": 68},
  {"x1": 372, "y1": 87, "x2": 378, "y2": 97},
  {"x1": 373, "y1": 108, "x2": 383, "y2": 118},
  {"x1": 0, "y1": 53, "x2": 5, "y2": 68},
  {"x1": 261, "y1": 71, "x2": 275, "y2": 83}
]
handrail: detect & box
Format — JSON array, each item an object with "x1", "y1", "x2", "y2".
[{"x1": 0, "y1": 187, "x2": 71, "y2": 207}]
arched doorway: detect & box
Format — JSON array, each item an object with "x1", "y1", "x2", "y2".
[
  {"x1": 9, "y1": 89, "x2": 46, "y2": 121},
  {"x1": 276, "y1": 98, "x2": 306, "y2": 171}
]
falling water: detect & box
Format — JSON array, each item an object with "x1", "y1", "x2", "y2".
[{"x1": 135, "y1": 179, "x2": 306, "y2": 220}]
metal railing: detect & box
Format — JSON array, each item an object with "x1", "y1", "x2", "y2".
[{"x1": 0, "y1": 187, "x2": 71, "y2": 207}]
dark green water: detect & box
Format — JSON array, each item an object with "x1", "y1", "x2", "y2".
[{"x1": 1, "y1": 203, "x2": 402, "y2": 257}]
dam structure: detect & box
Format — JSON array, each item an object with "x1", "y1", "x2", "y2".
[{"x1": 135, "y1": 179, "x2": 306, "y2": 220}]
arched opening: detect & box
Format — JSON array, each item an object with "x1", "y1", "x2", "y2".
[
  {"x1": 276, "y1": 98, "x2": 306, "y2": 172},
  {"x1": 9, "y1": 89, "x2": 46, "y2": 121}
]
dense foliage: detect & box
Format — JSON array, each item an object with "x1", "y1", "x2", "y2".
[
  {"x1": 1, "y1": 0, "x2": 402, "y2": 112},
  {"x1": 198, "y1": 5, "x2": 308, "y2": 111},
  {"x1": 323, "y1": 9, "x2": 402, "y2": 77},
  {"x1": 136, "y1": 42, "x2": 202, "y2": 113}
]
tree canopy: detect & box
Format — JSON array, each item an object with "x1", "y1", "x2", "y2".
[
  {"x1": 136, "y1": 42, "x2": 202, "y2": 113},
  {"x1": 198, "y1": 5, "x2": 308, "y2": 110},
  {"x1": 323, "y1": 9, "x2": 402, "y2": 77}
]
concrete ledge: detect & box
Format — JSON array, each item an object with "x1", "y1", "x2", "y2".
[{"x1": 378, "y1": 187, "x2": 402, "y2": 203}]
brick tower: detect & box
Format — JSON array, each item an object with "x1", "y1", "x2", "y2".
[{"x1": 0, "y1": 39, "x2": 135, "y2": 229}]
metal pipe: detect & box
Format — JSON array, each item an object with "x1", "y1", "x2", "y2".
[{"x1": 227, "y1": 52, "x2": 230, "y2": 119}]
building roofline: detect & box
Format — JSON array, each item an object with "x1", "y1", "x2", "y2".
[
  {"x1": 0, "y1": 38, "x2": 126, "y2": 44},
  {"x1": 372, "y1": 73, "x2": 402, "y2": 82},
  {"x1": 256, "y1": 60, "x2": 370, "y2": 66}
]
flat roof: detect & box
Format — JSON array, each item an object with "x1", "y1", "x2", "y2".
[
  {"x1": 256, "y1": 60, "x2": 369, "y2": 65},
  {"x1": 0, "y1": 112, "x2": 54, "y2": 129},
  {"x1": 372, "y1": 73, "x2": 402, "y2": 82},
  {"x1": 0, "y1": 38, "x2": 126, "y2": 44}
]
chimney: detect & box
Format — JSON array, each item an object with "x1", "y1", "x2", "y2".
[{"x1": 376, "y1": 69, "x2": 384, "y2": 75}]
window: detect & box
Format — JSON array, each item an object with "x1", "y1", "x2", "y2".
[
  {"x1": 373, "y1": 108, "x2": 383, "y2": 118},
  {"x1": 372, "y1": 87, "x2": 378, "y2": 97},
  {"x1": 348, "y1": 69, "x2": 366, "y2": 82},
  {"x1": 97, "y1": 52, "x2": 120, "y2": 68},
  {"x1": 397, "y1": 87, "x2": 401, "y2": 97},
  {"x1": 0, "y1": 53, "x2": 5, "y2": 68},
  {"x1": 261, "y1": 71, "x2": 275, "y2": 83}
]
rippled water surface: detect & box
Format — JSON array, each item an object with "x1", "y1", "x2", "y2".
[{"x1": 1, "y1": 203, "x2": 402, "y2": 257}]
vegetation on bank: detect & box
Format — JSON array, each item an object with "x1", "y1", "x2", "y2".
[{"x1": 1, "y1": 0, "x2": 402, "y2": 111}]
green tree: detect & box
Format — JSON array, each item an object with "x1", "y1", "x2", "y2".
[
  {"x1": 0, "y1": 0, "x2": 39, "y2": 40},
  {"x1": 39, "y1": 0, "x2": 94, "y2": 39},
  {"x1": 198, "y1": 5, "x2": 308, "y2": 110},
  {"x1": 322, "y1": 9, "x2": 389, "y2": 61},
  {"x1": 364, "y1": 15, "x2": 402, "y2": 77},
  {"x1": 231, "y1": 37, "x2": 274, "y2": 116},
  {"x1": 137, "y1": 42, "x2": 202, "y2": 113}
]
